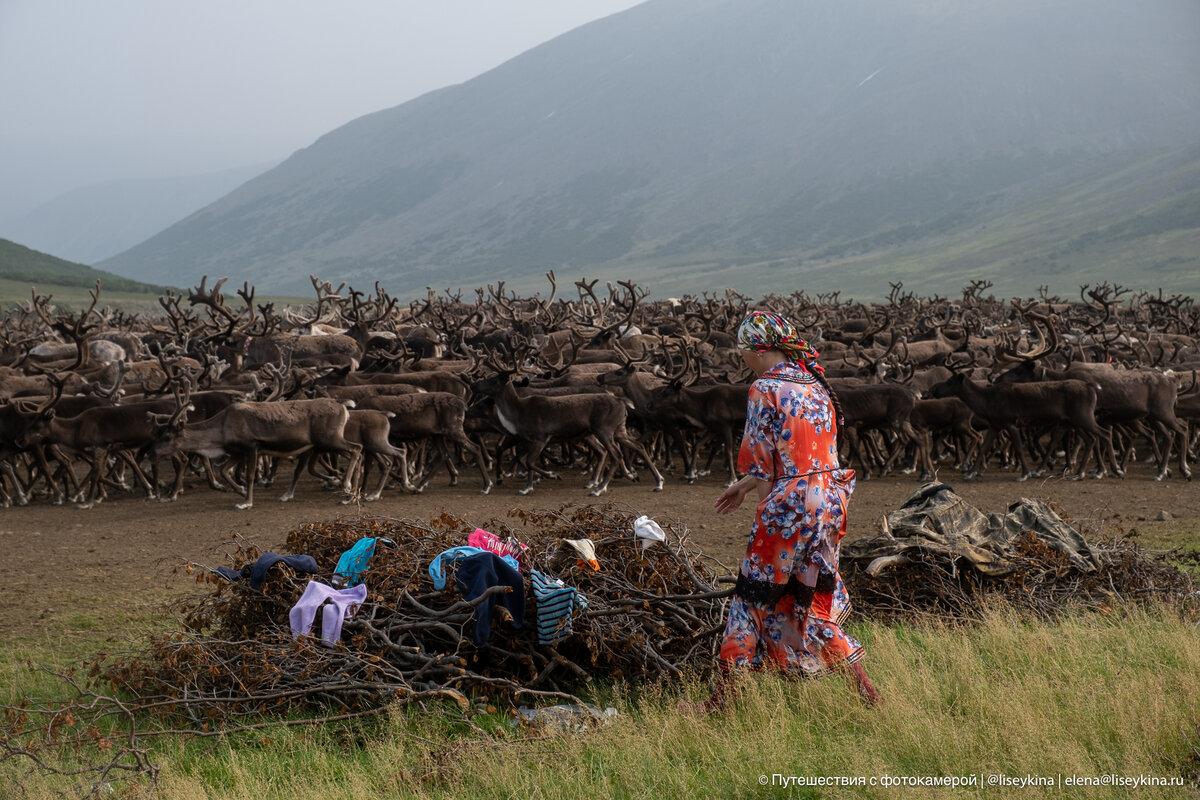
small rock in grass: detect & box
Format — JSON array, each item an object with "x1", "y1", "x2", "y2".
[{"x1": 1156, "y1": 510, "x2": 1173, "y2": 522}]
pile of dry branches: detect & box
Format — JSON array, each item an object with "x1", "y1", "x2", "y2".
[
  {"x1": 109, "y1": 506, "x2": 731, "y2": 720},
  {"x1": 1, "y1": 505, "x2": 730, "y2": 797},
  {"x1": 843, "y1": 531, "x2": 1197, "y2": 622}
]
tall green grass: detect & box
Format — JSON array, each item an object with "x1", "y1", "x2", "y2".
[{"x1": 8, "y1": 610, "x2": 1198, "y2": 799}]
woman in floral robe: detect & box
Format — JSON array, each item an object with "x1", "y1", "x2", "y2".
[{"x1": 703, "y1": 311, "x2": 880, "y2": 708}]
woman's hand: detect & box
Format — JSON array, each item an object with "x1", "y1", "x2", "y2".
[{"x1": 714, "y1": 476, "x2": 757, "y2": 515}]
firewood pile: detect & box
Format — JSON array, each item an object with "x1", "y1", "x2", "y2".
[
  {"x1": 120, "y1": 506, "x2": 731, "y2": 719},
  {"x1": 1, "y1": 505, "x2": 731, "y2": 796}
]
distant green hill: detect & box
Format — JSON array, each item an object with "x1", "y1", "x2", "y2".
[{"x1": 0, "y1": 238, "x2": 172, "y2": 295}]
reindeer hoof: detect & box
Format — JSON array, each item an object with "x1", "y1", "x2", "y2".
[
  {"x1": 480, "y1": 486, "x2": 493, "y2": 496},
  {"x1": 235, "y1": 502, "x2": 254, "y2": 510},
  {"x1": 653, "y1": 483, "x2": 664, "y2": 492},
  {"x1": 278, "y1": 494, "x2": 294, "y2": 503},
  {"x1": 517, "y1": 486, "x2": 535, "y2": 496}
]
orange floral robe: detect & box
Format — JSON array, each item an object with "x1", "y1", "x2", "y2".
[{"x1": 718, "y1": 360, "x2": 863, "y2": 675}]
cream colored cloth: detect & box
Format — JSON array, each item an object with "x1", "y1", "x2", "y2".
[{"x1": 564, "y1": 538, "x2": 600, "y2": 571}]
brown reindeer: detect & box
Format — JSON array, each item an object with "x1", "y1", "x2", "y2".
[
  {"x1": 150, "y1": 394, "x2": 362, "y2": 509},
  {"x1": 352, "y1": 392, "x2": 494, "y2": 494}
]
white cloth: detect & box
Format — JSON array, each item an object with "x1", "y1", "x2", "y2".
[{"x1": 633, "y1": 515, "x2": 666, "y2": 551}]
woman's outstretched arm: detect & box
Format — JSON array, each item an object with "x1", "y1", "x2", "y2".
[{"x1": 714, "y1": 474, "x2": 769, "y2": 514}]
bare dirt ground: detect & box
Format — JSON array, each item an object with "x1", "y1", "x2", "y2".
[{"x1": 1, "y1": 466, "x2": 1196, "y2": 639}]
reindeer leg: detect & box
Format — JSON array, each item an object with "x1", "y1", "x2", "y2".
[
  {"x1": 118, "y1": 450, "x2": 156, "y2": 498},
  {"x1": 218, "y1": 458, "x2": 245, "y2": 494},
  {"x1": 1033, "y1": 428, "x2": 1059, "y2": 478},
  {"x1": 716, "y1": 427, "x2": 733, "y2": 486},
  {"x1": 80, "y1": 447, "x2": 108, "y2": 509},
  {"x1": 359, "y1": 453, "x2": 374, "y2": 501},
  {"x1": 258, "y1": 455, "x2": 277, "y2": 487},
  {"x1": 163, "y1": 454, "x2": 187, "y2": 500},
  {"x1": 339, "y1": 441, "x2": 362, "y2": 498},
  {"x1": 1068, "y1": 430, "x2": 1093, "y2": 480},
  {"x1": 968, "y1": 430, "x2": 997, "y2": 478},
  {"x1": 591, "y1": 437, "x2": 622, "y2": 496},
  {"x1": 1146, "y1": 420, "x2": 1172, "y2": 480},
  {"x1": 30, "y1": 445, "x2": 64, "y2": 504},
  {"x1": 439, "y1": 440, "x2": 460, "y2": 486},
  {"x1": 471, "y1": 434, "x2": 494, "y2": 472},
  {"x1": 305, "y1": 451, "x2": 338, "y2": 489},
  {"x1": 280, "y1": 454, "x2": 308, "y2": 502},
  {"x1": 2, "y1": 462, "x2": 28, "y2": 506},
  {"x1": 1170, "y1": 419, "x2": 1191, "y2": 480},
  {"x1": 581, "y1": 435, "x2": 606, "y2": 489},
  {"x1": 196, "y1": 457, "x2": 223, "y2": 491},
  {"x1": 1181, "y1": 433, "x2": 1192, "y2": 481},
  {"x1": 696, "y1": 433, "x2": 720, "y2": 478},
  {"x1": 365, "y1": 454, "x2": 389, "y2": 501},
  {"x1": 680, "y1": 431, "x2": 699, "y2": 483},
  {"x1": 882, "y1": 424, "x2": 911, "y2": 476},
  {"x1": 236, "y1": 446, "x2": 258, "y2": 509},
  {"x1": 589, "y1": 439, "x2": 611, "y2": 495},
  {"x1": 411, "y1": 440, "x2": 444, "y2": 493},
  {"x1": 343, "y1": 451, "x2": 369, "y2": 504},
  {"x1": 518, "y1": 439, "x2": 548, "y2": 496},
  {"x1": 618, "y1": 432, "x2": 664, "y2": 492},
  {"x1": 389, "y1": 443, "x2": 419, "y2": 492},
  {"x1": 451, "y1": 430, "x2": 492, "y2": 494},
  {"x1": 913, "y1": 430, "x2": 934, "y2": 482},
  {"x1": 1008, "y1": 426, "x2": 1036, "y2": 481}
]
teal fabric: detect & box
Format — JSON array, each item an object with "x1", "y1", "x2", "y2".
[{"x1": 334, "y1": 537, "x2": 378, "y2": 587}]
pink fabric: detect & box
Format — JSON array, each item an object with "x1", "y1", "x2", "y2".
[
  {"x1": 288, "y1": 580, "x2": 367, "y2": 646},
  {"x1": 468, "y1": 528, "x2": 526, "y2": 565}
]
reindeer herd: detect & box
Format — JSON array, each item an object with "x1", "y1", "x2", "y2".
[{"x1": 0, "y1": 275, "x2": 1195, "y2": 510}]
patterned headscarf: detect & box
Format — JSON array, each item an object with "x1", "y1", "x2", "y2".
[{"x1": 736, "y1": 310, "x2": 824, "y2": 375}]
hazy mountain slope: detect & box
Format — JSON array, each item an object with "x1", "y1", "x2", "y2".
[
  {"x1": 0, "y1": 238, "x2": 171, "y2": 294},
  {"x1": 3, "y1": 164, "x2": 269, "y2": 264},
  {"x1": 676, "y1": 146, "x2": 1200, "y2": 298},
  {"x1": 103, "y1": 0, "x2": 1200, "y2": 295}
]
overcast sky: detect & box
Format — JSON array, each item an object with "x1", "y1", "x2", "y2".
[{"x1": 0, "y1": 0, "x2": 642, "y2": 221}]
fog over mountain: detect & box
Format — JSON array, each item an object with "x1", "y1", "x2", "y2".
[
  {"x1": 2, "y1": 164, "x2": 270, "y2": 264},
  {"x1": 103, "y1": 0, "x2": 1200, "y2": 296}
]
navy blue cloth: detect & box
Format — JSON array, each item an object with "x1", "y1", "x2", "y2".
[
  {"x1": 215, "y1": 552, "x2": 319, "y2": 590},
  {"x1": 453, "y1": 552, "x2": 525, "y2": 646}
]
